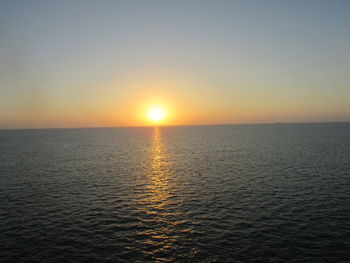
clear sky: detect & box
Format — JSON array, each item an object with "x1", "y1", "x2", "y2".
[{"x1": 1, "y1": 0, "x2": 350, "y2": 129}]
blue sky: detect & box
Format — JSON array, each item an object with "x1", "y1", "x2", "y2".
[{"x1": 1, "y1": 0, "x2": 350, "y2": 128}]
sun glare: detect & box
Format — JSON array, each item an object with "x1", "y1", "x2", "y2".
[{"x1": 148, "y1": 107, "x2": 166, "y2": 123}]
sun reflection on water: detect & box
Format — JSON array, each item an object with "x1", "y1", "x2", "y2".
[
  {"x1": 148, "y1": 127, "x2": 171, "y2": 204},
  {"x1": 136, "y1": 127, "x2": 180, "y2": 260}
]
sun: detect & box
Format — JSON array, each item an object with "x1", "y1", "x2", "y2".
[{"x1": 147, "y1": 106, "x2": 166, "y2": 122}]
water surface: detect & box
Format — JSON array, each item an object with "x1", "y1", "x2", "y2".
[{"x1": 0, "y1": 123, "x2": 349, "y2": 262}]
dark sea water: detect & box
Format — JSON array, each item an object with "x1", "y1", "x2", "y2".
[{"x1": 0, "y1": 123, "x2": 349, "y2": 262}]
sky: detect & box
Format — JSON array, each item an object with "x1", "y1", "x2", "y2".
[{"x1": 1, "y1": 0, "x2": 350, "y2": 129}]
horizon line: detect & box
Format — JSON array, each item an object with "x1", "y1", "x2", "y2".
[{"x1": 1, "y1": 120, "x2": 349, "y2": 131}]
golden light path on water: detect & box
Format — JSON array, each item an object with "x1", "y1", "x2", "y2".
[
  {"x1": 148, "y1": 127, "x2": 172, "y2": 212},
  {"x1": 137, "y1": 127, "x2": 181, "y2": 260}
]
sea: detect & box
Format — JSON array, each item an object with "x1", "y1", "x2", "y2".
[{"x1": 0, "y1": 123, "x2": 349, "y2": 262}]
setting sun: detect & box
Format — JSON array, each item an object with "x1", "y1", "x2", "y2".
[{"x1": 147, "y1": 107, "x2": 166, "y2": 123}]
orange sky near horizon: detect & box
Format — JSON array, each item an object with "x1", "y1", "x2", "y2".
[{"x1": 1, "y1": 65, "x2": 349, "y2": 129}]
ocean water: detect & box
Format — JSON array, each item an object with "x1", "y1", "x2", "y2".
[{"x1": 0, "y1": 123, "x2": 349, "y2": 262}]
